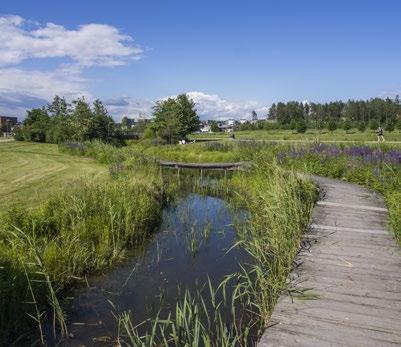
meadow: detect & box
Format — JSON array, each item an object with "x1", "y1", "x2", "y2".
[
  {"x1": 0, "y1": 142, "x2": 166, "y2": 344},
  {"x1": 3, "y1": 137, "x2": 400, "y2": 345},
  {"x1": 191, "y1": 128, "x2": 401, "y2": 142},
  {"x1": 1, "y1": 140, "x2": 316, "y2": 345},
  {"x1": 0, "y1": 142, "x2": 106, "y2": 209}
]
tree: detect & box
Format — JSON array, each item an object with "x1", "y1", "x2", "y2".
[
  {"x1": 23, "y1": 108, "x2": 50, "y2": 142},
  {"x1": 358, "y1": 122, "x2": 367, "y2": 132},
  {"x1": 369, "y1": 119, "x2": 379, "y2": 130},
  {"x1": 121, "y1": 116, "x2": 129, "y2": 129},
  {"x1": 251, "y1": 110, "x2": 258, "y2": 121},
  {"x1": 210, "y1": 121, "x2": 220, "y2": 132},
  {"x1": 385, "y1": 119, "x2": 395, "y2": 132},
  {"x1": 328, "y1": 119, "x2": 338, "y2": 132},
  {"x1": 396, "y1": 118, "x2": 401, "y2": 130},
  {"x1": 47, "y1": 95, "x2": 69, "y2": 118},
  {"x1": 71, "y1": 97, "x2": 93, "y2": 141},
  {"x1": 175, "y1": 94, "x2": 199, "y2": 138},
  {"x1": 343, "y1": 119, "x2": 352, "y2": 131},
  {"x1": 152, "y1": 94, "x2": 199, "y2": 144},
  {"x1": 46, "y1": 95, "x2": 74, "y2": 143},
  {"x1": 268, "y1": 103, "x2": 277, "y2": 120},
  {"x1": 91, "y1": 99, "x2": 114, "y2": 140},
  {"x1": 296, "y1": 119, "x2": 307, "y2": 133},
  {"x1": 289, "y1": 119, "x2": 297, "y2": 130}
]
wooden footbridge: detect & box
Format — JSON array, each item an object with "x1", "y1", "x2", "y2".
[
  {"x1": 159, "y1": 160, "x2": 250, "y2": 171},
  {"x1": 259, "y1": 176, "x2": 401, "y2": 347}
]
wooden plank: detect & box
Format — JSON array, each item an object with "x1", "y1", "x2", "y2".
[
  {"x1": 259, "y1": 176, "x2": 401, "y2": 347},
  {"x1": 159, "y1": 160, "x2": 249, "y2": 170},
  {"x1": 316, "y1": 200, "x2": 388, "y2": 212}
]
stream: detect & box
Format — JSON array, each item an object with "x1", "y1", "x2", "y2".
[{"x1": 62, "y1": 192, "x2": 250, "y2": 346}]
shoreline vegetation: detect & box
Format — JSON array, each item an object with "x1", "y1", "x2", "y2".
[
  {"x1": 0, "y1": 141, "x2": 316, "y2": 345},
  {"x1": 1, "y1": 136, "x2": 400, "y2": 345},
  {"x1": 0, "y1": 119, "x2": 401, "y2": 346}
]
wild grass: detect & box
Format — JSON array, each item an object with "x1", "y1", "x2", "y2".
[
  {"x1": 0, "y1": 170, "x2": 164, "y2": 344},
  {"x1": 191, "y1": 128, "x2": 401, "y2": 142},
  {"x1": 270, "y1": 142, "x2": 401, "y2": 244},
  {"x1": 229, "y1": 155, "x2": 317, "y2": 332},
  {"x1": 118, "y1": 278, "x2": 245, "y2": 346},
  {"x1": 117, "y1": 159, "x2": 317, "y2": 345}
]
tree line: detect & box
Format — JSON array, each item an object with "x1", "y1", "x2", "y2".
[
  {"x1": 15, "y1": 96, "x2": 115, "y2": 143},
  {"x1": 15, "y1": 94, "x2": 199, "y2": 145},
  {"x1": 265, "y1": 97, "x2": 401, "y2": 132}
]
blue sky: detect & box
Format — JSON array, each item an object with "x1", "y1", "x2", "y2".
[{"x1": 1, "y1": 0, "x2": 401, "y2": 120}]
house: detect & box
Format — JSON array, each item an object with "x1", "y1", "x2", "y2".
[
  {"x1": 217, "y1": 119, "x2": 238, "y2": 132},
  {"x1": 126, "y1": 118, "x2": 136, "y2": 127},
  {"x1": 0, "y1": 116, "x2": 18, "y2": 132},
  {"x1": 199, "y1": 121, "x2": 211, "y2": 132}
]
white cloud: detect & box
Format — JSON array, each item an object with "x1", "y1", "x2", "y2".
[
  {"x1": 104, "y1": 92, "x2": 268, "y2": 121},
  {"x1": 105, "y1": 96, "x2": 154, "y2": 121},
  {"x1": 0, "y1": 67, "x2": 90, "y2": 117},
  {"x1": 0, "y1": 15, "x2": 143, "y2": 67},
  {"x1": 186, "y1": 92, "x2": 267, "y2": 120},
  {"x1": 0, "y1": 14, "x2": 144, "y2": 118},
  {"x1": 379, "y1": 89, "x2": 401, "y2": 99}
]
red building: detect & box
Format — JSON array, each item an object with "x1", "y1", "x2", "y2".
[{"x1": 0, "y1": 116, "x2": 18, "y2": 130}]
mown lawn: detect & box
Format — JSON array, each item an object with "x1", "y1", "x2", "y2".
[
  {"x1": 0, "y1": 142, "x2": 106, "y2": 210},
  {"x1": 191, "y1": 128, "x2": 401, "y2": 142}
]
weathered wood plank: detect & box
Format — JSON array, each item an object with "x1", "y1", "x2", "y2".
[
  {"x1": 259, "y1": 176, "x2": 401, "y2": 346},
  {"x1": 159, "y1": 160, "x2": 249, "y2": 170}
]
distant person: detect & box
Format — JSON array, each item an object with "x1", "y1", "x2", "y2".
[{"x1": 376, "y1": 126, "x2": 385, "y2": 142}]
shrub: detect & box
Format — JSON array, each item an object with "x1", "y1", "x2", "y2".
[
  {"x1": 327, "y1": 119, "x2": 338, "y2": 131},
  {"x1": 369, "y1": 119, "x2": 379, "y2": 130},
  {"x1": 296, "y1": 119, "x2": 307, "y2": 133},
  {"x1": 358, "y1": 122, "x2": 367, "y2": 132}
]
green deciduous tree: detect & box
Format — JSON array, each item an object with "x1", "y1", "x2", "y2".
[
  {"x1": 210, "y1": 121, "x2": 220, "y2": 132},
  {"x1": 23, "y1": 108, "x2": 50, "y2": 142},
  {"x1": 152, "y1": 94, "x2": 199, "y2": 144}
]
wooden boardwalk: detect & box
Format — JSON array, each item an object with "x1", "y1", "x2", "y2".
[
  {"x1": 159, "y1": 160, "x2": 249, "y2": 170},
  {"x1": 259, "y1": 176, "x2": 401, "y2": 347}
]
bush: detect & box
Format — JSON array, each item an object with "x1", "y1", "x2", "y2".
[
  {"x1": 385, "y1": 120, "x2": 395, "y2": 132},
  {"x1": 327, "y1": 119, "x2": 338, "y2": 131},
  {"x1": 342, "y1": 119, "x2": 352, "y2": 131},
  {"x1": 358, "y1": 122, "x2": 367, "y2": 132},
  {"x1": 296, "y1": 119, "x2": 307, "y2": 133},
  {"x1": 369, "y1": 119, "x2": 379, "y2": 130}
]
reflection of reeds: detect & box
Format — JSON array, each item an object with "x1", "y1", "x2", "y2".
[
  {"x1": 118, "y1": 278, "x2": 246, "y2": 346},
  {"x1": 118, "y1": 160, "x2": 316, "y2": 345}
]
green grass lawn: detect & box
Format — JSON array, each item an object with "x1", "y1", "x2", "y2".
[
  {"x1": 191, "y1": 128, "x2": 401, "y2": 142},
  {"x1": 0, "y1": 142, "x2": 106, "y2": 210}
]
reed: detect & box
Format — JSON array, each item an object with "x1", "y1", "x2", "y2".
[
  {"x1": 117, "y1": 159, "x2": 317, "y2": 345},
  {"x1": 0, "y1": 170, "x2": 164, "y2": 344}
]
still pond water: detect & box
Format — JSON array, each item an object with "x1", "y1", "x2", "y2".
[{"x1": 64, "y1": 193, "x2": 250, "y2": 346}]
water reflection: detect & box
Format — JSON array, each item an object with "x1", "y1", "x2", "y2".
[{"x1": 64, "y1": 193, "x2": 248, "y2": 346}]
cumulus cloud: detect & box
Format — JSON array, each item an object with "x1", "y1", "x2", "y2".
[
  {"x1": 104, "y1": 92, "x2": 268, "y2": 121},
  {"x1": 186, "y1": 91, "x2": 268, "y2": 120},
  {"x1": 0, "y1": 67, "x2": 90, "y2": 116},
  {"x1": 105, "y1": 96, "x2": 154, "y2": 121},
  {"x1": 0, "y1": 15, "x2": 143, "y2": 66}
]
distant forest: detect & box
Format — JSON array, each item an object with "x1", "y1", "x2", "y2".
[{"x1": 238, "y1": 97, "x2": 401, "y2": 132}]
